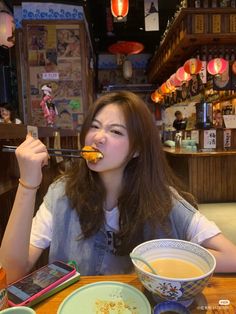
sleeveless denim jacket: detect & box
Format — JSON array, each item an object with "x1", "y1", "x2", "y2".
[{"x1": 43, "y1": 180, "x2": 197, "y2": 275}]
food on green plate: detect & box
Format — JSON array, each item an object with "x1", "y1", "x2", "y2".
[{"x1": 95, "y1": 299, "x2": 138, "y2": 313}]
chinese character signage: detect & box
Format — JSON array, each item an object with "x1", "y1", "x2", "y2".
[
  {"x1": 204, "y1": 129, "x2": 216, "y2": 149},
  {"x1": 224, "y1": 129, "x2": 231, "y2": 148}
]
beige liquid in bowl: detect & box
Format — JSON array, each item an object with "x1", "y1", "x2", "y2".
[{"x1": 143, "y1": 258, "x2": 204, "y2": 278}]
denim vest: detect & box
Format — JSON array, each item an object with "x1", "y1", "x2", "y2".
[{"x1": 44, "y1": 180, "x2": 196, "y2": 276}]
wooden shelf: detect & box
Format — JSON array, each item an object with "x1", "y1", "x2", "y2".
[
  {"x1": 0, "y1": 124, "x2": 78, "y2": 140},
  {"x1": 147, "y1": 8, "x2": 236, "y2": 84}
]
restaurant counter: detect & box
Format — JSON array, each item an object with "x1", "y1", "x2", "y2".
[
  {"x1": 34, "y1": 273, "x2": 236, "y2": 313},
  {"x1": 163, "y1": 147, "x2": 236, "y2": 203}
]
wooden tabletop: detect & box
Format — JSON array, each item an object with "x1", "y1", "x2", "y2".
[
  {"x1": 33, "y1": 273, "x2": 236, "y2": 314},
  {"x1": 163, "y1": 147, "x2": 236, "y2": 157}
]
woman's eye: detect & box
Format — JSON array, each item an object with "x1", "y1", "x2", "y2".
[
  {"x1": 91, "y1": 124, "x2": 99, "y2": 129},
  {"x1": 111, "y1": 129, "x2": 123, "y2": 135}
]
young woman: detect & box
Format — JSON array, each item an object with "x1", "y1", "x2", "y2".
[
  {"x1": 0, "y1": 103, "x2": 22, "y2": 124},
  {"x1": 1, "y1": 91, "x2": 236, "y2": 283}
]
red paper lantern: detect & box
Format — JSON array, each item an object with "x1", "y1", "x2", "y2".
[
  {"x1": 166, "y1": 78, "x2": 176, "y2": 92},
  {"x1": 160, "y1": 82, "x2": 171, "y2": 94},
  {"x1": 176, "y1": 66, "x2": 191, "y2": 82},
  {"x1": 108, "y1": 41, "x2": 144, "y2": 55},
  {"x1": 169, "y1": 73, "x2": 182, "y2": 87},
  {"x1": 151, "y1": 90, "x2": 163, "y2": 103},
  {"x1": 0, "y1": 11, "x2": 15, "y2": 48},
  {"x1": 184, "y1": 58, "x2": 202, "y2": 75},
  {"x1": 111, "y1": 0, "x2": 129, "y2": 20},
  {"x1": 207, "y1": 58, "x2": 228, "y2": 76}
]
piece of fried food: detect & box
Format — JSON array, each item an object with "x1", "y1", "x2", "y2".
[{"x1": 81, "y1": 145, "x2": 103, "y2": 163}]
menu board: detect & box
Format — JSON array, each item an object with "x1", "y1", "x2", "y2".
[{"x1": 223, "y1": 115, "x2": 236, "y2": 129}]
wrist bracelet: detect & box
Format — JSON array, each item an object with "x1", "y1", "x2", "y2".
[{"x1": 18, "y1": 178, "x2": 40, "y2": 190}]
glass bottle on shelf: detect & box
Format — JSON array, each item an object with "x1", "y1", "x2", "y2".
[
  {"x1": 195, "y1": 0, "x2": 201, "y2": 7},
  {"x1": 224, "y1": 48, "x2": 230, "y2": 60},
  {"x1": 219, "y1": 47, "x2": 224, "y2": 58},
  {"x1": 231, "y1": 0, "x2": 236, "y2": 7},
  {"x1": 203, "y1": 0, "x2": 209, "y2": 7},
  {"x1": 213, "y1": 46, "x2": 218, "y2": 58},
  {"x1": 230, "y1": 49, "x2": 235, "y2": 61},
  {"x1": 208, "y1": 49, "x2": 213, "y2": 60},
  {"x1": 187, "y1": 0, "x2": 195, "y2": 6},
  {"x1": 211, "y1": 0, "x2": 218, "y2": 7},
  {"x1": 195, "y1": 49, "x2": 201, "y2": 59},
  {"x1": 201, "y1": 45, "x2": 207, "y2": 60}
]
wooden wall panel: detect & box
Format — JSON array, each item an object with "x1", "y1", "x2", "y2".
[{"x1": 165, "y1": 149, "x2": 236, "y2": 203}]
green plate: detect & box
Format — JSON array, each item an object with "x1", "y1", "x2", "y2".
[{"x1": 57, "y1": 281, "x2": 151, "y2": 314}]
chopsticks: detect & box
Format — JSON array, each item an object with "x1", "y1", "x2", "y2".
[{"x1": 1, "y1": 145, "x2": 91, "y2": 159}]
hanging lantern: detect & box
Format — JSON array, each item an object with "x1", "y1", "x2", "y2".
[
  {"x1": 151, "y1": 90, "x2": 163, "y2": 103},
  {"x1": 108, "y1": 41, "x2": 144, "y2": 80},
  {"x1": 166, "y1": 78, "x2": 176, "y2": 92},
  {"x1": 0, "y1": 11, "x2": 15, "y2": 48},
  {"x1": 169, "y1": 73, "x2": 182, "y2": 87},
  {"x1": 184, "y1": 58, "x2": 202, "y2": 75},
  {"x1": 207, "y1": 58, "x2": 228, "y2": 76},
  {"x1": 160, "y1": 82, "x2": 171, "y2": 94},
  {"x1": 111, "y1": 0, "x2": 129, "y2": 20},
  {"x1": 123, "y1": 58, "x2": 132, "y2": 80},
  {"x1": 108, "y1": 41, "x2": 144, "y2": 55},
  {"x1": 176, "y1": 66, "x2": 191, "y2": 82}
]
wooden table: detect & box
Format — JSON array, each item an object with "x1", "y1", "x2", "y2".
[{"x1": 34, "y1": 273, "x2": 236, "y2": 314}]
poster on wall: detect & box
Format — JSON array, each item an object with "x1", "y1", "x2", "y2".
[
  {"x1": 144, "y1": 0, "x2": 159, "y2": 31},
  {"x1": 24, "y1": 21, "x2": 85, "y2": 129}
]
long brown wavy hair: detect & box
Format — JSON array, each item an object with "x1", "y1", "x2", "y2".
[{"x1": 64, "y1": 91, "x2": 197, "y2": 255}]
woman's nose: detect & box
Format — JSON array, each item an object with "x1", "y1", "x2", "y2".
[{"x1": 93, "y1": 129, "x2": 106, "y2": 144}]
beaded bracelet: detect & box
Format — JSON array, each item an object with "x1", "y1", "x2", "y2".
[{"x1": 18, "y1": 178, "x2": 40, "y2": 190}]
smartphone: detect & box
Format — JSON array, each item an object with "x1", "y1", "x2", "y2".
[{"x1": 7, "y1": 261, "x2": 76, "y2": 307}]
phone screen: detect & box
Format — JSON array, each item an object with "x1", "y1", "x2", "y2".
[{"x1": 7, "y1": 261, "x2": 75, "y2": 304}]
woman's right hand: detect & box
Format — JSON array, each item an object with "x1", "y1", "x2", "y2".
[{"x1": 15, "y1": 135, "x2": 49, "y2": 188}]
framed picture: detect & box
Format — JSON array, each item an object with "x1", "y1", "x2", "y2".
[{"x1": 23, "y1": 20, "x2": 89, "y2": 129}]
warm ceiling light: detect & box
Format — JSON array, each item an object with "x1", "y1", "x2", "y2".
[
  {"x1": 0, "y1": 11, "x2": 15, "y2": 48},
  {"x1": 111, "y1": 0, "x2": 129, "y2": 20}
]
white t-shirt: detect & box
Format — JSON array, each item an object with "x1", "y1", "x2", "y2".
[{"x1": 30, "y1": 203, "x2": 221, "y2": 250}]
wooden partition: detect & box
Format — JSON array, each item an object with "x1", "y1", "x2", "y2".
[
  {"x1": 164, "y1": 147, "x2": 236, "y2": 203},
  {"x1": 0, "y1": 124, "x2": 78, "y2": 267}
]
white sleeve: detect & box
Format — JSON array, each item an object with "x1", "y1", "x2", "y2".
[
  {"x1": 30, "y1": 202, "x2": 52, "y2": 249},
  {"x1": 186, "y1": 211, "x2": 221, "y2": 244}
]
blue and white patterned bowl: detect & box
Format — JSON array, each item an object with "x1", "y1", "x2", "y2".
[{"x1": 131, "y1": 239, "x2": 216, "y2": 305}]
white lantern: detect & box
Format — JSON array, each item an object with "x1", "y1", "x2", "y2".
[
  {"x1": 0, "y1": 11, "x2": 15, "y2": 48},
  {"x1": 123, "y1": 58, "x2": 132, "y2": 80}
]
